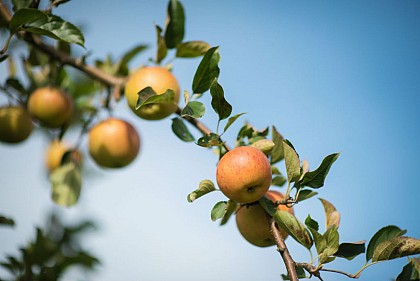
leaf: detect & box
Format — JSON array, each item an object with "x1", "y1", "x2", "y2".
[
  {"x1": 319, "y1": 198, "x2": 340, "y2": 229},
  {"x1": 50, "y1": 162, "x2": 82, "y2": 207},
  {"x1": 297, "y1": 189, "x2": 318, "y2": 202},
  {"x1": 271, "y1": 126, "x2": 284, "y2": 164},
  {"x1": 0, "y1": 54, "x2": 9, "y2": 63},
  {"x1": 220, "y1": 200, "x2": 237, "y2": 226},
  {"x1": 196, "y1": 133, "x2": 222, "y2": 148},
  {"x1": 171, "y1": 117, "x2": 195, "y2": 142},
  {"x1": 192, "y1": 46, "x2": 220, "y2": 93},
  {"x1": 211, "y1": 201, "x2": 228, "y2": 221},
  {"x1": 305, "y1": 215, "x2": 319, "y2": 232},
  {"x1": 334, "y1": 241, "x2": 366, "y2": 260},
  {"x1": 372, "y1": 237, "x2": 420, "y2": 262},
  {"x1": 10, "y1": 8, "x2": 85, "y2": 46},
  {"x1": 11, "y1": 0, "x2": 32, "y2": 10},
  {"x1": 283, "y1": 140, "x2": 301, "y2": 183},
  {"x1": 164, "y1": 0, "x2": 185, "y2": 49},
  {"x1": 6, "y1": 78, "x2": 26, "y2": 95},
  {"x1": 0, "y1": 215, "x2": 15, "y2": 227},
  {"x1": 397, "y1": 258, "x2": 420, "y2": 281},
  {"x1": 156, "y1": 25, "x2": 167, "y2": 64},
  {"x1": 223, "y1": 112, "x2": 245, "y2": 133},
  {"x1": 115, "y1": 44, "x2": 148, "y2": 75},
  {"x1": 366, "y1": 225, "x2": 407, "y2": 262},
  {"x1": 300, "y1": 153, "x2": 340, "y2": 188},
  {"x1": 187, "y1": 179, "x2": 216, "y2": 202},
  {"x1": 274, "y1": 210, "x2": 313, "y2": 249},
  {"x1": 251, "y1": 139, "x2": 275, "y2": 155},
  {"x1": 305, "y1": 215, "x2": 327, "y2": 256},
  {"x1": 209, "y1": 80, "x2": 232, "y2": 121},
  {"x1": 319, "y1": 225, "x2": 340, "y2": 264},
  {"x1": 272, "y1": 175, "x2": 287, "y2": 187},
  {"x1": 259, "y1": 196, "x2": 277, "y2": 216},
  {"x1": 136, "y1": 87, "x2": 175, "y2": 110},
  {"x1": 176, "y1": 41, "x2": 211, "y2": 58},
  {"x1": 281, "y1": 267, "x2": 307, "y2": 280},
  {"x1": 181, "y1": 101, "x2": 205, "y2": 118}
]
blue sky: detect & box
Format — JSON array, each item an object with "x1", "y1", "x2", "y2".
[{"x1": 1, "y1": 1, "x2": 419, "y2": 280}]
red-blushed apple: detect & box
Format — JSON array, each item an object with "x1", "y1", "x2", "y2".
[
  {"x1": 235, "y1": 190, "x2": 294, "y2": 247},
  {"x1": 216, "y1": 146, "x2": 272, "y2": 203}
]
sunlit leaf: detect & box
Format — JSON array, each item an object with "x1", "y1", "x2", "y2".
[
  {"x1": 300, "y1": 153, "x2": 340, "y2": 188},
  {"x1": 319, "y1": 225, "x2": 340, "y2": 264},
  {"x1": 366, "y1": 225, "x2": 407, "y2": 262},
  {"x1": 372, "y1": 236, "x2": 420, "y2": 262},
  {"x1": 274, "y1": 210, "x2": 313, "y2": 249},
  {"x1": 10, "y1": 8, "x2": 85, "y2": 46},
  {"x1": 187, "y1": 179, "x2": 216, "y2": 203},
  {"x1": 50, "y1": 162, "x2": 82, "y2": 207},
  {"x1": 192, "y1": 46, "x2": 220, "y2": 93},
  {"x1": 223, "y1": 112, "x2": 245, "y2": 133},
  {"x1": 176, "y1": 41, "x2": 211, "y2": 58},
  {"x1": 171, "y1": 117, "x2": 195, "y2": 142},
  {"x1": 164, "y1": 0, "x2": 185, "y2": 49},
  {"x1": 211, "y1": 201, "x2": 228, "y2": 221},
  {"x1": 283, "y1": 140, "x2": 300, "y2": 183},
  {"x1": 271, "y1": 126, "x2": 284, "y2": 164},
  {"x1": 319, "y1": 198, "x2": 340, "y2": 229},
  {"x1": 251, "y1": 139, "x2": 275, "y2": 155},
  {"x1": 136, "y1": 87, "x2": 175, "y2": 110},
  {"x1": 181, "y1": 101, "x2": 205, "y2": 118},
  {"x1": 334, "y1": 241, "x2": 366, "y2": 260}
]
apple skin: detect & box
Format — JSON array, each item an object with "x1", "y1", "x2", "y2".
[
  {"x1": 235, "y1": 190, "x2": 294, "y2": 247},
  {"x1": 216, "y1": 146, "x2": 272, "y2": 203},
  {"x1": 0, "y1": 105, "x2": 33, "y2": 144},
  {"x1": 88, "y1": 118, "x2": 140, "y2": 168},
  {"x1": 27, "y1": 87, "x2": 73, "y2": 128},
  {"x1": 45, "y1": 140, "x2": 82, "y2": 171},
  {"x1": 125, "y1": 66, "x2": 180, "y2": 120}
]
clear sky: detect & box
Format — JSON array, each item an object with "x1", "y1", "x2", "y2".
[{"x1": 1, "y1": 1, "x2": 419, "y2": 280}]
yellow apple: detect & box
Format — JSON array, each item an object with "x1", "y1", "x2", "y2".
[
  {"x1": 0, "y1": 105, "x2": 33, "y2": 144},
  {"x1": 45, "y1": 140, "x2": 82, "y2": 171},
  {"x1": 216, "y1": 146, "x2": 272, "y2": 203}
]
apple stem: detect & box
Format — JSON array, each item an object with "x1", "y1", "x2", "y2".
[{"x1": 270, "y1": 219, "x2": 299, "y2": 281}]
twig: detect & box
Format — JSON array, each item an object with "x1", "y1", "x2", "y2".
[
  {"x1": 295, "y1": 262, "x2": 361, "y2": 279},
  {"x1": 270, "y1": 219, "x2": 298, "y2": 281}
]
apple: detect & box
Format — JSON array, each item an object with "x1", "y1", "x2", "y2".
[
  {"x1": 0, "y1": 105, "x2": 33, "y2": 144},
  {"x1": 216, "y1": 146, "x2": 272, "y2": 203},
  {"x1": 235, "y1": 190, "x2": 294, "y2": 247}
]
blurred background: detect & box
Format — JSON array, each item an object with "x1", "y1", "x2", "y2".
[{"x1": 1, "y1": 0, "x2": 419, "y2": 280}]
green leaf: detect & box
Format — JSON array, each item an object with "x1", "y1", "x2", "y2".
[
  {"x1": 397, "y1": 258, "x2": 420, "y2": 281},
  {"x1": 334, "y1": 241, "x2": 366, "y2": 260},
  {"x1": 300, "y1": 153, "x2": 340, "y2": 188},
  {"x1": 192, "y1": 46, "x2": 220, "y2": 93},
  {"x1": 164, "y1": 0, "x2": 185, "y2": 49},
  {"x1": 210, "y1": 80, "x2": 232, "y2": 121},
  {"x1": 319, "y1": 198, "x2": 340, "y2": 229},
  {"x1": 220, "y1": 200, "x2": 237, "y2": 226},
  {"x1": 283, "y1": 140, "x2": 301, "y2": 183},
  {"x1": 50, "y1": 162, "x2": 82, "y2": 207},
  {"x1": 297, "y1": 189, "x2": 318, "y2": 202},
  {"x1": 372, "y1": 237, "x2": 420, "y2": 262},
  {"x1": 366, "y1": 225, "x2": 407, "y2": 262},
  {"x1": 181, "y1": 101, "x2": 205, "y2": 118},
  {"x1": 272, "y1": 175, "x2": 287, "y2": 187},
  {"x1": 176, "y1": 41, "x2": 211, "y2": 58},
  {"x1": 274, "y1": 210, "x2": 313, "y2": 250},
  {"x1": 136, "y1": 87, "x2": 175, "y2": 110},
  {"x1": 319, "y1": 225, "x2": 340, "y2": 264},
  {"x1": 196, "y1": 133, "x2": 222, "y2": 148},
  {"x1": 115, "y1": 44, "x2": 148, "y2": 75},
  {"x1": 0, "y1": 54, "x2": 9, "y2": 63},
  {"x1": 305, "y1": 215, "x2": 327, "y2": 256},
  {"x1": 211, "y1": 201, "x2": 228, "y2": 221},
  {"x1": 187, "y1": 179, "x2": 216, "y2": 202},
  {"x1": 251, "y1": 139, "x2": 275, "y2": 155},
  {"x1": 223, "y1": 112, "x2": 245, "y2": 133},
  {"x1": 0, "y1": 215, "x2": 15, "y2": 227},
  {"x1": 156, "y1": 25, "x2": 167, "y2": 64},
  {"x1": 12, "y1": 0, "x2": 32, "y2": 10},
  {"x1": 171, "y1": 117, "x2": 194, "y2": 142},
  {"x1": 10, "y1": 8, "x2": 85, "y2": 46},
  {"x1": 281, "y1": 267, "x2": 307, "y2": 280},
  {"x1": 259, "y1": 196, "x2": 277, "y2": 216},
  {"x1": 271, "y1": 126, "x2": 284, "y2": 164},
  {"x1": 305, "y1": 214, "x2": 319, "y2": 232},
  {"x1": 6, "y1": 78, "x2": 26, "y2": 96}
]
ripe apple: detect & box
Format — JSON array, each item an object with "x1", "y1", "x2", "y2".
[
  {"x1": 125, "y1": 66, "x2": 180, "y2": 120},
  {"x1": 27, "y1": 86, "x2": 73, "y2": 128},
  {"x1": 216, "y1": 146, "x2": 272, "y2": 203},
  {"x1": 235, "y1": 190, "x2": 294, "y2": 247},
  {"x1": 45, "y1": 140, "x2": 82, "y2": 171},
  {"x1": 88, "y1": 118, "x2": 140, "y2": 168},
  {"x1": 0, "y1": 105, "x2": 33, "y2": 144}
]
